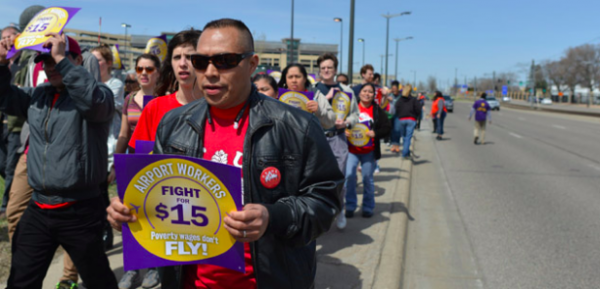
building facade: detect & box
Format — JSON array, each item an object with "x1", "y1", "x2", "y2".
[{"x1": 65, "y1": 28, "x2": 338, "y2": 76}]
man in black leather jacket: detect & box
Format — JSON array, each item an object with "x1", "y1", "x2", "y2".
[{"x1": 108, "y1": 19, "x2": 344, "y2": 289}]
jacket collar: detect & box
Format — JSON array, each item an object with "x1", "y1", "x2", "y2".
[{"x1": 186, "y1": 84, "x2": 273, "y2": 135}]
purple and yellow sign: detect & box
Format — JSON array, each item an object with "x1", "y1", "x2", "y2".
[
  {"x1": 348, "y1": 121, "x2": 373, "y2": 147},
  {"x1": 111, "y1": 44, "x2": 123, "y2": 70},
  {"x1": 267, "y1": 70, "x2": 281, "y2": 82},
  {"x1": 143, "y1": 95, "x2": 154, "y2": 108},
  {"x1": 7, "y1": 7, "x2": 81, "y2": 59},
  {"x1": 307, "y1": 74, "x2": 317, "y2": 84},
  {"x1": 332, "y1": 91, "x2": 353, "y2": 120},
  {"x1": 135, "y1": 140, "x2": 154, "y2": 154},
  {"x1": 278, "y1": 88, "x2": 314, "y2": 112},
  {"x1": 144, "y1": 35, "x2": 168, "y2": 62},
  {"x1": 115, "y1": 154, "x2": 244, "y2": 272}
]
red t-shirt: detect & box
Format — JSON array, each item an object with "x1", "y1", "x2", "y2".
[
  {"x1": 128, "y1": 93, "x2": 182, "y2": 148},
  {"x1": 183, "y1": 101, "x2": 256, "y2": 289},
  {"x1": 349, "y1": 103, "x2": 375, "y2": 155}
]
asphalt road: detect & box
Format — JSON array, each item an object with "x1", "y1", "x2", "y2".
[{"x1": 403, "y1": 101, "x2": 600, "y2": 289}]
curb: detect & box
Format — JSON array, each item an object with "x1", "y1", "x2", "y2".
[
  {"x1": 502, "y1": 102, "x2": 600, "y2": 118},
  {"x1": 372, "y1": 141, "x2": 414, "y2": 289}
]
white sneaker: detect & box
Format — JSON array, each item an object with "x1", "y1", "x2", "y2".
[{"x1": 336, "y1": 212, "x2": 347, "y2": 230}]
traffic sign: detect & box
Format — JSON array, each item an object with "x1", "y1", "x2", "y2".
[{"x1": 502, "y1": 85, "x2": 508, "y2": 95}]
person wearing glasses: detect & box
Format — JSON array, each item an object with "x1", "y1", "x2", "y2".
[
  {"x1": 107, "y1": 18, "x2": 343, "y2": 289},
  {"x1": 124, "y1": 71, "x2": 140, "y2": 96},
  {"x1": 127, "y1": 29, "x2": 202, "y2": 154},
  {"x1": 278, "y1": 63, "x2": 336, "y2": 129},
  {"x1": 313, "y1": 53, "x2": 358, "y2": 230},
  {"x1": 116, "y1": 29, "x2": 201, "y2": 288},
  {"x1": 252, "y1": 73, "x2": 278, "y2": 98},
  {"x1": 108, "y1": 53, "x2": 162, "y2": 289}
]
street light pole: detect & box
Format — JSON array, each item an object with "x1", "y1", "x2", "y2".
[
  {"x1": 380, "y1": 54, "x2": 392, "y2": 75},
  {"x1": 334, "y1": 18, "x2": 343, "y2": 73},
  {"x1": 121, "y1": 23, "x2": 131, "y2": 68},
  {"x1": 290, "y1": 0, "x2": 294, "y2": 64},
  {"x1": 348, "y1": 0, "x2": 355, "y2": 81},
  {"x1": 358, "y1": 38, "x2": 365, "y2": 68},
  {"x1": 382, "y1": 11, "x2": 411, "y2": 87},
  {"x1": 393, "y1": 36, "x2": 413, "y2": 81}
]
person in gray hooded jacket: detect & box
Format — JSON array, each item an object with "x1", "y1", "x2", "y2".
[{"x1": 0, "y1": 33, "x2": 118, "y2": 288}]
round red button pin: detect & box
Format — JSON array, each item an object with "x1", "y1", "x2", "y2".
[{"x1": 260, "y1": 167, "x2": 281, "y2": 189}]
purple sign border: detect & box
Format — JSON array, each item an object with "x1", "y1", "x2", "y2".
[
  {"x1": 114, "y1": 153, "x2": 245, "y2": 272},
  {"x1": 7, "y1": 7, "x2": 81, "y2": 59}
]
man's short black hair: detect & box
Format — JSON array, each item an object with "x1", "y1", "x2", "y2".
[
  {"x1": 391, "y1": 80, "x2": 399, "y2": 86},
  {"x1": 373, "y1": 73, "x2": 381, "y2": 80},
  {"x1": 481, "y1": 92, "x2": 487, "y2": 99},
  {"x1": 203, "y1": 18, "x2": 254, "y2": 52}
]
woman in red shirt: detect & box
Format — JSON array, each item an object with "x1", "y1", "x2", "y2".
[
  {"x1": 128, "y1": 29, "x2": 202, "y2": 152},
  {"x1": 118, "y1": 29, "x2": 201, "y2": 289},
  {"x1": 344, "y1": 83, "x2": 391, "y2": 218}
]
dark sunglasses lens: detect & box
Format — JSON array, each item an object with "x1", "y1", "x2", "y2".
[
  {"x1": 224, "y1": 54, "x2": 242, "y2": 68},
  {"x1": 145, "y1": 67, "x2": 155, "y2": 73},
  {"x1": 191, "y1": 55, "x2": 209, "y2": 70},
  {"x1": 135, "y1": 66, "x2": 143, "y2": 73}
]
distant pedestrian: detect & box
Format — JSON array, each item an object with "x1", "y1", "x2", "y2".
[
  {"x1": 416, "y1": 92, "x2": 426, "y2": 130},
  {"x1": 391, "y1": 84, "x2": 422, "y2": 158},
  {"x1": 431, "y1": 91, "x2": 447, "y2": 140},
  {"x1": 469, "y1": 92, "x2": 492, "y2": 145}
]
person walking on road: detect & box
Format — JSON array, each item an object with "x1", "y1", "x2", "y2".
[
  {"x1": 108, "y1": 18, "x2": 344, "y2": 289},
  {"x1": 345, "y1": 83, "x2": 391, "y2": 218},
  {"x1": 469, "y1": 92, "x2": 492, "y2": 145},
  {"x1": 431, "y1": 91, "x2": 447, "y2": 140},
  {"x1": 0, "y1": 33, "x2": 118, "y2": 289},
  {"x1": 313, "y1": 53, "x2": 359, "y2": 230},
  {"x1": 391, "y1": 84, "x2": 422, "y2": 158},
  {"x1": 416, "y1": 92, "x2": 426, "y2": 130}
]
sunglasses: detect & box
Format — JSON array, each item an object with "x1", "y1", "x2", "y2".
[
  {"x1": 136, "y1": 66, "x2": 156, "y2": 74},
  {"x1": 190, "y1": 52, "x2": 254, "y2": 70}
]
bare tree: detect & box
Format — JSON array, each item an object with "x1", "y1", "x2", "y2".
[
  {"x1": 542, "y1": 60, "x2": 566, "y2": 101},
  {"x1": 417, "y1": 81, "x2": 426, "y2": 92},
  {"x1": 561, "y1": 53, "x2": 579, "y2": 103},
  {"x1": 427, "y1": 76, "x2": 437, "y2": 92},
  {"x1": 569, "y1": 44, "x2": 600, "y2": 107}
]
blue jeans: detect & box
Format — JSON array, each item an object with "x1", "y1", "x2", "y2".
[
  {"x1": 398, "y1": 120, "x2": 416, "y2": 157},
  {"x1": 345, "y1": 151, "x2": 376, "y2": 214},
  {"x1": 391, "y1": 118, "x2": 401, "y2": 146},
  {"x1": 436, "y1": 111, "x2": 447, "y2": 135}
]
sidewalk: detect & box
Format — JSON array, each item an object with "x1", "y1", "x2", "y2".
[
  {"x1": 315, "y1": 148, "x2": 413, "y2": 289},
  {"x1": 31, "y1": 148, "x2": 414, "y2": 289}
]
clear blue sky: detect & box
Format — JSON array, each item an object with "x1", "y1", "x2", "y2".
[{"x1": 3, "y1": 0, "x2": 599, "y2": 88}]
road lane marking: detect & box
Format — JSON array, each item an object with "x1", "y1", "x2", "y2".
[
  {"x1": 509, "y1": 132, "x2": 523, "y2": 139},
  {"x1": 552, "y1": 124, "x2": 567, "y2": 130}
]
